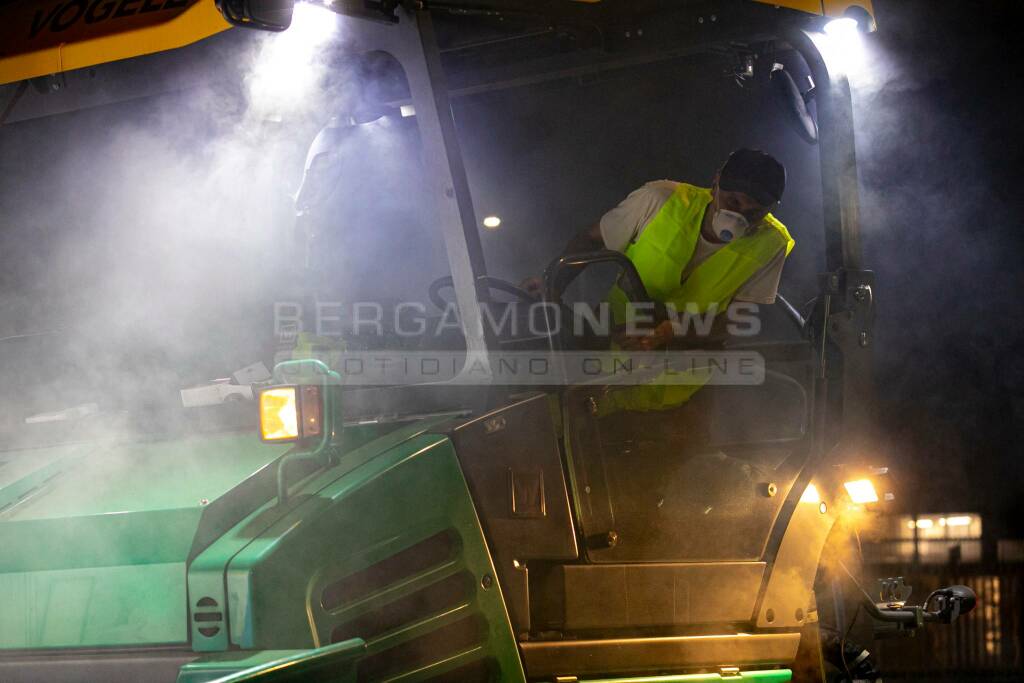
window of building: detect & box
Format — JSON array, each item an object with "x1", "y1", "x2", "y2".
[{"x1": 865, "y1": 513, "x2": 983, "y2": 564}]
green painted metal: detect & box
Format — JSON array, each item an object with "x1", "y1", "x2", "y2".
[
  {"x1": 582, "y1": 671, "x2": 792, "y2": 683},
  {"x1": 187, "y1": 417, "x2": 453, "y2": 652},
  {"x1": 3, "y1": 432, "x2": 290, "y2": 521},
  {"x1": 0, "y1": 561, "x2": 188, "y2": 648},
  {"x1": 179, "y1": 639, "x2": 365, "y2": 683},
  {"x1": 0, "y1": 432, "x2": 290, "y2": 650},
  {"x1": 0, "y1": 442, "x2": 91, "y2": 515},
  {"x1": 186, "y1": 429, "x2": 524, "y2": 681}
]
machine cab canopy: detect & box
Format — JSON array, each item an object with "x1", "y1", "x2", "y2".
[{"x1": 0, "y1": 0, "x2": 875, "y2": 86}]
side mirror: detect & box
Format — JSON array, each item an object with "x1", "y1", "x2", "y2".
[
  {"x1": 862, "y1": 577, "x2": 978, "y2": 631},
  {"x1": 926, "y1": 585, "x2": 977, "y2": 624},
  {"x1": 770, "y1": 65, "x2": 818, "y2": 144},
  {"x1": 216, "y1": 0, "x2": 295, "y2": 31}
]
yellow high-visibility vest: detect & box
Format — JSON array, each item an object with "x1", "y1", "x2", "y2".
[
  {"x1": 610, "y1": 183, "x2": 794, "y2": 321},
  {"x1": 602, "y1": 183, "x2": 794, "y2": 413}
]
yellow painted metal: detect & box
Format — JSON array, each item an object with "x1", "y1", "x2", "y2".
[
  {"x1": 520, "y1": 633, "x2": 802, "y2": 676},
  {"x1": 752, "y1": 0, "x2": 876, "y2": 26},
  {"x1": 0, "y1": 0, "x2": 878, "y2": 87},
  {"x1": 756, "y1": 483, "x2": 837, "y2": 629},
  {"x1": 753, "y1": 0, "x2": 825, "y2": 14},
  {"x1": 0, "y1": 0, "x2": 231, "y2": 86}
]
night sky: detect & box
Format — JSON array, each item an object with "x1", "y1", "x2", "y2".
[{"x1": 858, "y1": 0, "x2": 1024, "y2": 534}]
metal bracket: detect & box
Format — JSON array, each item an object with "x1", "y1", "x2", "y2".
[
  {"x1": 824, "y1": 269, "x2": 875, "y2": 351},
  {"x1": 327, "y1": 0, "x2": 401, "y2": 23},
  {"x1": 878, "y1": 576, "x2": 913, "y2": 606},
  {"x1": 815, "y1": 269, "x2": 876, "y2": 456}
]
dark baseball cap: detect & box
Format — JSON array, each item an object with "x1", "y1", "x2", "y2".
[{"x1": 719, "y1": 149, "x2": 786, "y2": 206}]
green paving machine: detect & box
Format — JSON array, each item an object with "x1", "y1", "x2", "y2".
[{"x1": 0, "y1": 1, "x2": 976, "y2": 681}]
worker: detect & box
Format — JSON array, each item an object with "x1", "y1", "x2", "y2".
[
  {"x1": 523, "y1": 149, "x2": 795, "y2": 414},
  {"x1": 526, "y1": 148, "x2": 794, "y2": 350}
]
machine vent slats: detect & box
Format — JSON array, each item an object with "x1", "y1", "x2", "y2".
[
  {"x1": 330, "y1": 571, "x2": 472, "y2": 643},
  {"x1": 313, "y1": 528, "x2": 496, "y2": 681},
  {"x1": 355, "y1": 614, "x2": 487, "y2": 682},
  {"x1": 416, "y1": 657, "x2": 493, "y2": 683},
  {"x1": 321, "y1": 530, "x2": 455, "y2": 611},
  {"x1": 193, "y1": 596, "x2": 223, "y2": 639}
]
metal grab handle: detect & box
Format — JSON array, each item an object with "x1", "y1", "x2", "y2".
[{"x1": 543, "y1": 249, "x2": 651, "y2": 306}]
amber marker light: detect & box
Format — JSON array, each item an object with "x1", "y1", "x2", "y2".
[{"x1": 260, "y1": 386, "x2": 300, "y2": 441}]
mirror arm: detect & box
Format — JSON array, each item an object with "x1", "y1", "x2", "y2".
[
  {"x1": 277, "y1": 449, "x2": 331, "y2": 507},
  {"x1": 272, "y1": 360, "x2": 341, "y2": 506}
]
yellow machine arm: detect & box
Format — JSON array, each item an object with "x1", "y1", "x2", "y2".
[
  {"x1": 754, "y1": 0, "x2": 875, "y2": 21},
  {"x1": 0, "y1": 0, "x2": 231, "y2": 86},
  {"x1": 0, "y1": 0, "x2": 875, "y2": 86}
]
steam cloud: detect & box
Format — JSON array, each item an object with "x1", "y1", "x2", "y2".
[{"x1": 0, "y1": 3, "x2": 449, "y2": 429}]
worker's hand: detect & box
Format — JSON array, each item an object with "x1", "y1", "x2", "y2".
[
  {"x1": 519, "y1": 276, "x2": 543, "y2": 299},
  {"x1": 614, "y1": 319, "x2": 675, "y2": 351}
]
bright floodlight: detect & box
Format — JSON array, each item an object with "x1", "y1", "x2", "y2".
[
  {"x1": 400, "y1": 105, "x2": 416, "y2": 118},
  {"x1": 824, "y1": 17, "x2": 859, "y2": 38},
  {"x1": 248, "y1": 3, "x2": 339, "y2": 117},
  {"x1": 812, "y1": 16, "x2": 866, "y2": 79},
  {"x1": 482, "y1": 215, "x2": 502, "y2": 229},
  {"x1": 843, "y1": 478, "x2": 879, "y2": 504}
]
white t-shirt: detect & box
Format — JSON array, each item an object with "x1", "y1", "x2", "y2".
[{"x1": 599, "y1": 180, "x2": 787, "y2": 305}]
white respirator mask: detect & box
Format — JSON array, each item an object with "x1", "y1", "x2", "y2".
[{"x1": 711, "y1": 208, "x2": 749, "y2": 243}]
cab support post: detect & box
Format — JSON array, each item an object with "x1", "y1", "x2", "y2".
[
  {"x1": 332, "y1": 6, "x2": 495, "y2": 375},
  {"x1": 367, "y1": 7, "x2": 495, "y2": 376},
  {"x1": 782, "y1": 27, "x2": 876, "y2": 462}
]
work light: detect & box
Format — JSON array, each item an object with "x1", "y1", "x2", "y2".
[
  {"x1": 843, "y1": 478, "x2": 880, "y2": 504},
  {"x1": 259, "y1": 384, "x2": 322, "y2": 442}
]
